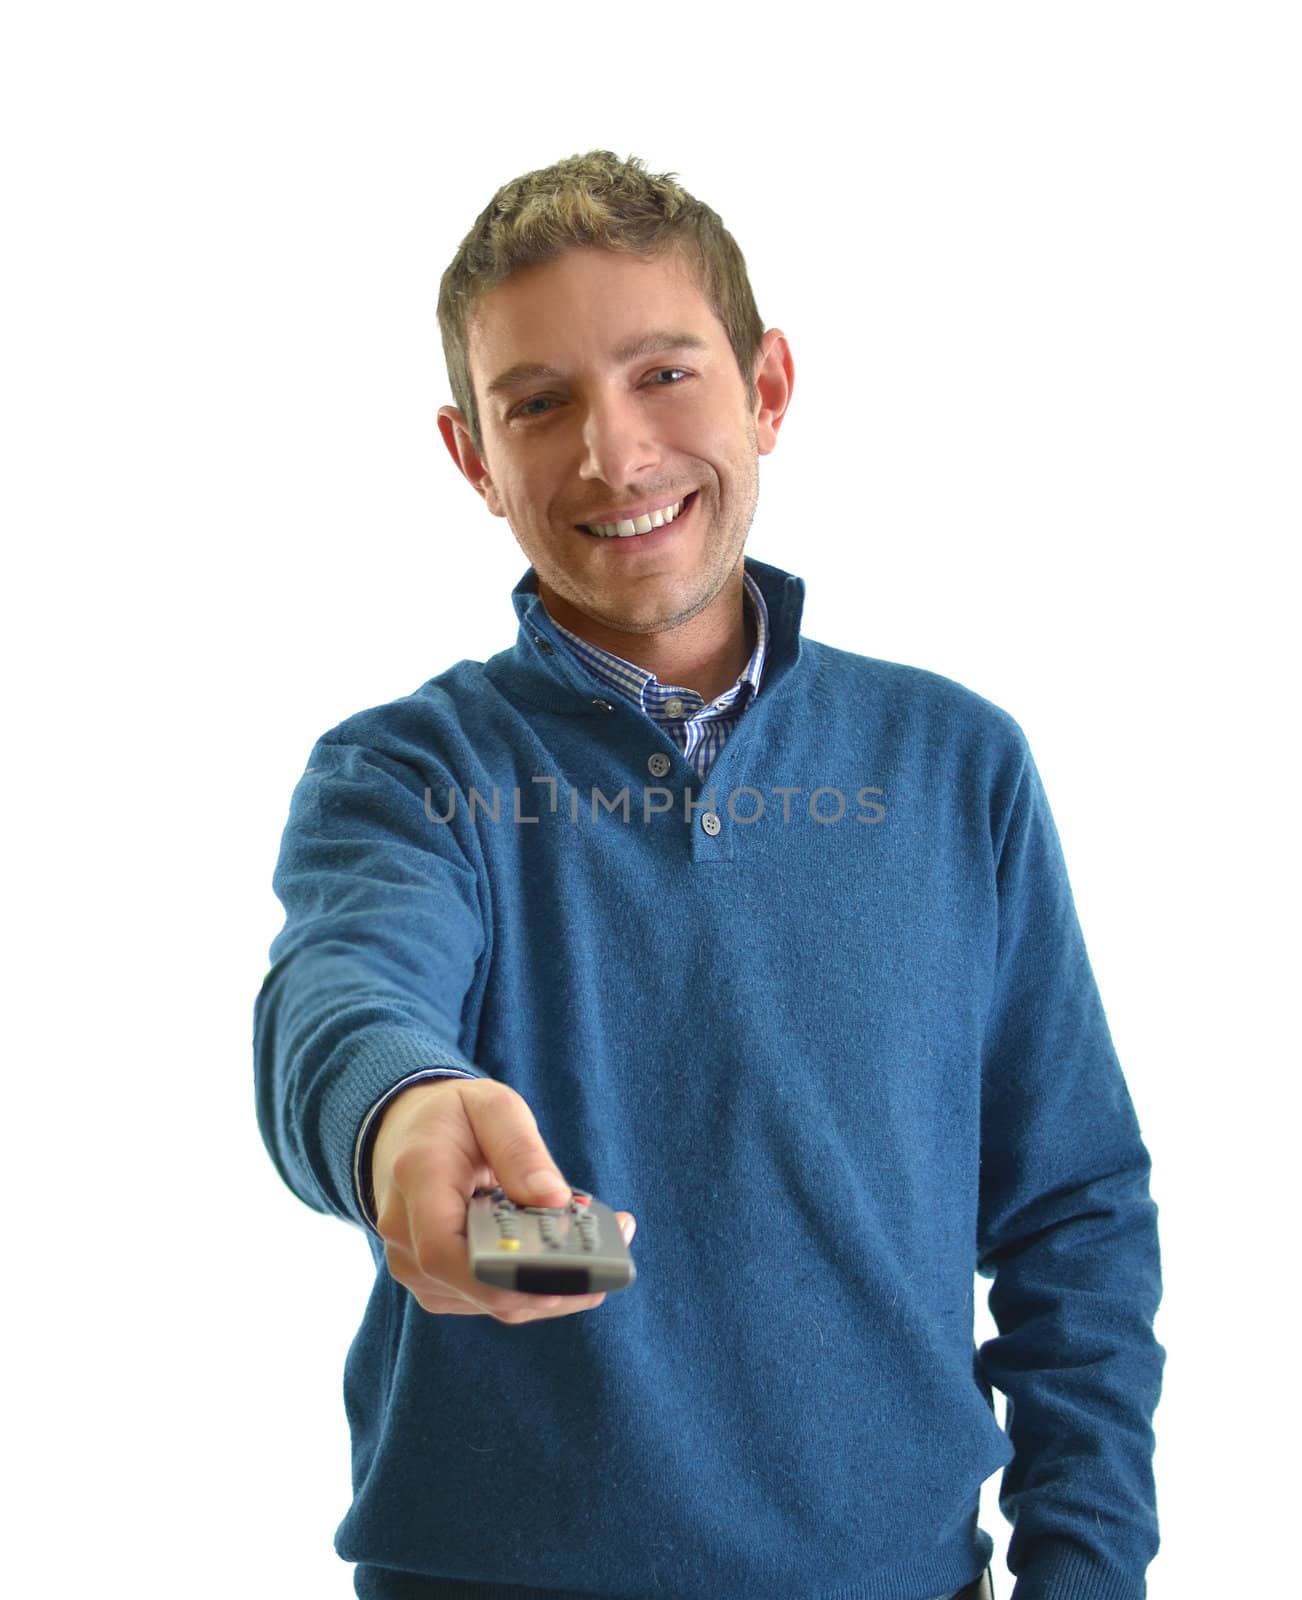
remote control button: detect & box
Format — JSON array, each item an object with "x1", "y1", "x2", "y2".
[{"x1": 496, "y1": 1239, "x2": 521, "y2": 1252}]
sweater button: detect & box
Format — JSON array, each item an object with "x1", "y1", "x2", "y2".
[
  {"x1": 591, "y1": 698, "x2": 615, "y2": 713},
  {"x1": 647, "y1": 752, "x2": 671, "y2": 777},
  {"x1": 534, "y1": 636, "x2": 553, "y2": 654},
  {"x1": 701, "y1": 811, "x2": 721, "y2": 837}
]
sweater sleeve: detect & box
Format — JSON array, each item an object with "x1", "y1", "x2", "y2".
[
  {"x1": 974, "y1": 732, "x2": 1165, "y2": 1600},
  {"x1": 253, "y1": 738, "x2": 489, "y2": 1234}
]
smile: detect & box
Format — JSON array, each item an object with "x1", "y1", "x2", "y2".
[{"x1": 578, "y1": 492, "x2": 697, "y2": 539}]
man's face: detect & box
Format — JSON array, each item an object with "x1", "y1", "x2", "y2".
[{"x1": 438, "y1": 245, "x2": 789, "y2": 641}]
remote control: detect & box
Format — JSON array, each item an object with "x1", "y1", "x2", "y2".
[{"x1": 467, "y1": 1185, "x2": 637, "y2": 1295}]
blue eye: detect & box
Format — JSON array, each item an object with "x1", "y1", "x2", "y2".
[{"x1": 512, "y1": 367, "x2": 690, "y2": 420}]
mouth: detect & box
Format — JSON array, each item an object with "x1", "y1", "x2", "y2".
[{"x1": 576, "y1": 490, "x2": 699, "y2": 547}]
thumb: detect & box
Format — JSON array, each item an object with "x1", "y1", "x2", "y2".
[
  {"x1": 515, "y1": 1163, "x2": 572, "y2": 1208},
  {"x1": 466, "y1": 1085, "x2": 571, "y2": 1209}
]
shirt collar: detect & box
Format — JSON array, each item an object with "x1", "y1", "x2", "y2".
[
  {"x1": 541, "y1": 568, "x2": 770, "y2": 715},
  {"x1": 493, "y1": 555, "x2": 807, "y2": 719}
]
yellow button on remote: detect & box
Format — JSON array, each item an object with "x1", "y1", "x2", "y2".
[{"x1": 497, "y1": 1238, "x2": 521, "y2": 1251}]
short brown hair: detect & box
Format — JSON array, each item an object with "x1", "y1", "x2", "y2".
[{"x1": 437, "y1": 149, "x2": 766, "y2": 459}]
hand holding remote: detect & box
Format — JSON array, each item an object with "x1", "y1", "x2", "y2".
[{"x1": 370, "y1": 1077, "x2": 636, "y2": 1324}]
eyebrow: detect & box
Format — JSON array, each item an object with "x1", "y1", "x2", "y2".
[{"x1": 484, "y1": 330, "x2": 711, "y2": 400}]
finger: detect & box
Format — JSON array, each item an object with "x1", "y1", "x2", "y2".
[
  {"x1": 459, "y1": 1084, "x2": 572, "y2": 1210},
  {"x1": 415, "y1": 1284, "x2": 609, "y2": 1322}
]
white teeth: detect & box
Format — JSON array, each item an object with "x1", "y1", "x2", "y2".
[{"x1": 586, "y1": 496, "x2": 686, "y2": 538}]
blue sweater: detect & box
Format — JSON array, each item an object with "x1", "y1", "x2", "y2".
[
  {"x1": 253, "y1": 556, "x2": 1165, "y2": 1600},
  {"x1": 345, "y1": 567, "x2": 774, "y2": 1201}
]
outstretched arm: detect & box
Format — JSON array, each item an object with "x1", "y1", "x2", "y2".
[{"x1": 254, "y1": 738, "x2": 488, "y2": 1228}]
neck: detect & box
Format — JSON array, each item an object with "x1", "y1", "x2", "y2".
[{"x1": 542, "y1": 574, "x2": 754, "y2": 704}]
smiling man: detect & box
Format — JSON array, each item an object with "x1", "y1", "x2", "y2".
[
  {"x1": 254, "y1": 151, "x2": 1165, "y2": 1600},
  {"x1": 437, "y1": 244, "x2": 788, "y2": 706}
]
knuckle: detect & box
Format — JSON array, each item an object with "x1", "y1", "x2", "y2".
[
  {"x1": 477, "y1": 1081, "x2": 540, "y2": 1136},
  {"x1": 375, "y1": 1207, "x2": 410, "y2": 1248},
  {"x1": 384, "y1": 1264, "x2": 424, "y2": 1300},
  {"x1": 475, "y1": 1077, "x2": 523, "y2": 1106},
  {"x1": 463, "y1": 1077, "x2": 518, "y2": 1118}
]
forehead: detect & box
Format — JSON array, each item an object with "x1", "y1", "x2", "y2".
[{"x1": 468, "y1": 246, "x2": 722, "y2": 396}]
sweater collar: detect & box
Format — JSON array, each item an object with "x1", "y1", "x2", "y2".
[{"x1": 486, "y1": 555, "x2": 808, "y2": 717}]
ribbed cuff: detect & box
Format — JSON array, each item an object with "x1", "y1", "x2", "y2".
[{"x1": 1010, "y1": 1548, "x2": 1149, "y2": 1600}]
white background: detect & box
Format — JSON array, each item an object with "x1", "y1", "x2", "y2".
[{"x1": 4, "y1": 3, "x2": 1297, "y2": 1594}]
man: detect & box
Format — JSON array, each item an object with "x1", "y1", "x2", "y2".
[{"x1": 254, "y1": 150, "x2": 1164, "y2": 1600}]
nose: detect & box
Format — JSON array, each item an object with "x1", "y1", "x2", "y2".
[{"x1": 577, "y1": 388, "x2": 663, "y2": 492}]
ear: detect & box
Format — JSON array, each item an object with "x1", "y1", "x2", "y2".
[
  {"x1": 751, "y1": 329, "x2": 795, "y2": 457},
  {"x1": 437, "y1": 406, "x2": 506, "y2": 517}
]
